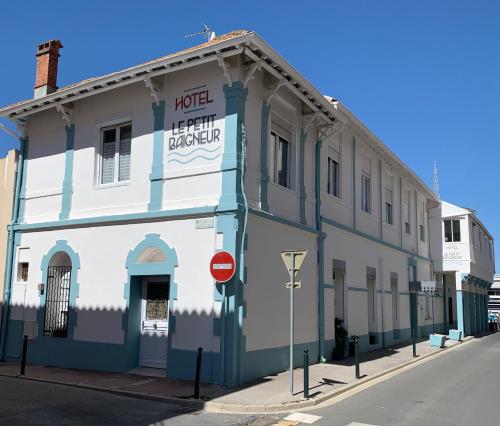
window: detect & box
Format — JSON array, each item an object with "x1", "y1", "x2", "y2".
[
  {"x1": 403, "y1": 190, "x2": 411, "y2": 234},
  {"x1": 17, "y1": 262, "x2": 29, "y2": 282},
  {"x1": 419, "y1": 204, "x2": 425, "y2": 242},
  {"x1": 444, "y1": 219, "x2": 461, "y2": 242},
  {"x1": 270, "y1": 115, "x2": 292, "y2": 189},
  {"x1": 361, "y1": 174, "x2": 371, "y2": 213},
  {"x1": 385, "y1": 173, "x2": 393, "y2": 225},
  {"x1": 100, "y1": 123, "x2": 132, "y2": 185},
  {"x1": 328, "y1": 150, "x2": 340, "y2": 197}
]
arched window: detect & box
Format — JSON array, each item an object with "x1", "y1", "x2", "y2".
[{"x1": 44, "y1": 252, "x2": 72, "y2": 337}]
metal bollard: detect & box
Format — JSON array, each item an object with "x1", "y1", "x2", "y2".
[
  {"x1": 20, "y1": 335, "x2": 28, "y2": 376},
  {"x1": 351, "y1": 335, "x2": 360, "y2": 379},
  {"x1": 193, "y1": 347, "x2": 203, "y2": 399},
  {"x1": 303, "y1": 348, "x2": 309, "y2": 399},
  {"x1": 411, "y1": 329, "x2": 417, "y2": 358}
]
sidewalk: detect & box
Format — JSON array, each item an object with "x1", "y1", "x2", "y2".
[{"x1": 0, "y1": 336, "x2": 476, "y2": 413}]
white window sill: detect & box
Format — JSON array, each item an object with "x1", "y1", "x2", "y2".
[{"x1": 94, "y1": 181, "x2": 130, "y2": 190}]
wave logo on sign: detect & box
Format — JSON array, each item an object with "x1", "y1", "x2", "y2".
[{"x1": 167, "y1": 145, "x2": 221, "y2": 165}]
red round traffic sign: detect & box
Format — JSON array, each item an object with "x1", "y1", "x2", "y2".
[{"x1": 210, "y1": 251, "x2": 236, "y2": 283}]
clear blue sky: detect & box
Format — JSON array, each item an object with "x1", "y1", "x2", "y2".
[{"x1": 1, "y1": 1, "x2": 499, "y2": 268}]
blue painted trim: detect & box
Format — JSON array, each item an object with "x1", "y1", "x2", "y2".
[
  {"x1": 348, "y1": 286, "x2": 368, "y2": 292},
  {"x1": 125, "y1": 233, "x2": 178, "y2": 375},
  {"x1": 248, "y1": 208, "x2": 320, "y2": 235},
  {"x1": 352, "y1": 136, "x2": 356, "y2": 229},
  {"x1": 17, "y1": 137, "x2": 29, "y2": 223},
  {"x1": 324, "y1": 284, "x2": 335, "y2": 289},
  {"x1": 315, "y1": 139, "x2": 325, "y2": 362},
  {"x1": 59, "y1": 124, "x2": 75, "y2": 220},
  {"x1": 299, "y1": 128, "x2": 307, "y2": 225},
  {"x1": 259, "y1": 101, "x2": 270, "y2": 212},
  {"x1": 14, "y1": 206, "x2": 220, "y2": 232},
  {"x1": 414, "y1": 190, "x2": 419, "y2": 255},
  {"x1": 216, "y1": 81, "x2": 247, "y2": 386},
  {"x1": 321, "y1": 216, "x2": 432, "y2": 262},
  {"x1": 218, "y1": 82, "x2": 247, "y2": 212},
  {"x1": 148, "y1": 101, "x2": 166, "y2": 211},
  {"x1": 399, "y1": 176, "x2": 403, "y2": 247},
  {"x1": 37, "y1": 240, "x2": 81, "y2": 339},
  {"x1": 378, "y1": 159, "x2": 383, "y2": 239}
]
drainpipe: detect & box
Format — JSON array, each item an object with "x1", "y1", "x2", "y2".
[
  {"x1": 0, "y1": 136, "x2": 25, "y2": 360},
  {"x1": 315, "y1": 139, "x2": 325, "y2": 362}
]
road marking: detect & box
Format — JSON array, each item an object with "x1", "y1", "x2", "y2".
[
  {"x1": 283, "y1": 412, "x2": 322, "y2": 424},
  {"x1": 347, "y1": 423, "x2": 380, "y2": 426}
]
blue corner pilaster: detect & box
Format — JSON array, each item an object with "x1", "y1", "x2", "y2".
[
  {"x1": 352, "y1": 136, "x2": 356, "y2": 229},
  {"x1": 217, "y1": 81, "x2": 247, "y2": 386},
  {"x1": 60, "y1": 124, "x2": 75, "y2": 220},
  {"x1": 219, "y1": 82, "x2": 248, "y2": 211},
  {"x1": 259, "y1": 101, "x2": 270, "y2": 212},
  {"x1": 299, "y1": 129, "x2": 307, "y2": 225},
  {"x1": 378, "y1": 159, "x2": 383, "y2": 239},
  {"x1": 315, "y1": 139, "x2": 325, "y2": 361},
  {"x1": 148, "y1": 101, "x2": 166, "y2": 211},
  {"x1": 456, "y1": 288, "x2": 465, "y2": 336},
  {"x1": 17, "y1": 137, "x2": 29, "y2": 223}
]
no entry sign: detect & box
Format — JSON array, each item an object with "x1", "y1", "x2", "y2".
[{"x1": 210, "y1": 251, "x2": 236, "y2": 283}]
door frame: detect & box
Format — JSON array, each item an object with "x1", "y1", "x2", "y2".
[{"x1": 125, "y1": 234, "x2": 179, "y2": 374}]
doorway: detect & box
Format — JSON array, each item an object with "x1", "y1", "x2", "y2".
[{"x1": 139, "y1": 277, "x2": 170, "y2": 369}]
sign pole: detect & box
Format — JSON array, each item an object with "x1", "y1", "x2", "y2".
[{"x1": 290, "y1": 253, "x2": 295, "y2": 395}]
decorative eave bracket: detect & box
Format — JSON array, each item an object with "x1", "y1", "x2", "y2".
[
  {"x1": 265, "y1": 79, "x2": 286, "y2": 105},
  {"x1": 317, "y1": 119, "x2": 345, "y2": 142},
  {"x1": 217, "y1": 55, "x2": 233, "y2": 87},
  {"x1": 55, "y1": 103, "x2": 73, "y2": 126},
  {"x1": 144, "y1": 76, "x2": 161, "y2": 106},
  {"x1": 303, "y1": 112, "x2": 321, "y2": 134},
  {"x1": 243, "y1": 61, "x2": 261, "y2": 89}
]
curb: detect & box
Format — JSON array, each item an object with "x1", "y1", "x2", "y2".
[{"x1": 0, "y1": 335, "x2": 477, "y2": 414}]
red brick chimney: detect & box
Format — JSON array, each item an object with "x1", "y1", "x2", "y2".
[{"x1": 34, "y1": 40, "x2": 63, "y2": 99}]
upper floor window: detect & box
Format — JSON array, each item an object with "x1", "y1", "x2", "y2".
[
  {"x1": 361, "y1": 173, "x2": 371, "y2": 213},
  {"x1": 419, "y1": 203, "x2": 425, "y2": 242},
  {"x1": 385, "y1": 173, "x2": 393, "y2": 225},
  {"x1": 100, "y1": 123, "x2": 132, "y2": 185},
  {"x1": 444, "y1": 219, "x2": 461, "y2": 242},
  {"x1": 270, "y1": 116, "x2": 292, "y2": 189},
  {"x1": 360, "y1": 154, "x2": 371, "y2": 214},
  {"x1": 403, "y1": 190, "x2": 411, "y2": 234},
  {"x1": 328, "y1": 147, "x2": 340, "y2": 197}
]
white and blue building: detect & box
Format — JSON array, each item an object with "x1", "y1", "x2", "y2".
[
  {"x1": 0, "y1": 31, "x2": 477, "y2": 386},
  {"x1": 430, "y1": 201, "x2": 495, "y2": 337}
]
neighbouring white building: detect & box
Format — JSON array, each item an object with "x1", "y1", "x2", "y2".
[
  {"x1": 430, "y1": 201, "x2": 495, "y2": 337},
  {"x1": 0, "y1": 31, "x2": 480, "y2": 386},
  {"x1": 488, "y1": 274, "x2": 500, "y2": 316}
]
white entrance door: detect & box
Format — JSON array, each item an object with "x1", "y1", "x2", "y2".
[{"x1": 139, "y1": 280, "x2": 169, "y2": 369}]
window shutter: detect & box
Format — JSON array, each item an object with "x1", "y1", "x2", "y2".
[
  {"x1": 119, "y1": 139, "x2": 131, "y2": 181},
  {"x1": 101, "y1": 141, "x2": 115, "y2": 184}
]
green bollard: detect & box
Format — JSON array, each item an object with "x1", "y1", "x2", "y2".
[
  {"x1": 412, "y1": 329, "x2": 417, "y2": 358},
  {"x1": 303, "y1": 348, "x2": 309, "y2": 399},
  {"x1": 351, "y1": 335, "x2": 360, "y2": 379}
]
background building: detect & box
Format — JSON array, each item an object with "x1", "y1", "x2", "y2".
[
  {"x1": 0, "y1": 150, "x2": 18, "y2": 322},
  {"x1": 488, "y1": 274, "x2": 500, "y2": 316},
  {"x1": 430, "y1": 201, "x2": 495, "y2": 337}
]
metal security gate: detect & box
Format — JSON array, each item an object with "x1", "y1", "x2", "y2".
[{"x1": 43, "y1": 266, "x2": 71, "y2": 337}]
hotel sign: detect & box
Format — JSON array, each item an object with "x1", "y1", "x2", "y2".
[{"x1": 166, "y1": 83, "x2": 224, "y2": 171}]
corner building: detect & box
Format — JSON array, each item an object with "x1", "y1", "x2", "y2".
[{"x1": 0, "y1": 31, "x2": 445, "y2": 386}]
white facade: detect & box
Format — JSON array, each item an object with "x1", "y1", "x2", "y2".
[{"x1": 0, "y1": 30, "x2": 450, "y2": 385}]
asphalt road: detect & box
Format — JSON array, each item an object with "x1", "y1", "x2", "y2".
[{"x1": 0, "y1": 333, "x2": 499, "y2": 425}]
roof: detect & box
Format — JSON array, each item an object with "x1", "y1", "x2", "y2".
[{"x1": 0, "y1": 29, "x2": 437, "y2": 201}]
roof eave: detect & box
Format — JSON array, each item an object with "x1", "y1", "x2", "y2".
[{"x1": 0, "y1": 32, "x2": 256, "y2": 119}]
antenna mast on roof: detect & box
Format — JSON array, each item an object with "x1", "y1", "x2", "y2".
[
  {"x1": 185, "y1": 24, "x2": 216, "y2": 41},
  {"x1": 432, "y1": 160, "x2": 440, "y2": 200}
]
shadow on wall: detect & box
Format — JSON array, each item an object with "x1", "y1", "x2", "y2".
[{"x1": 2, "y1": 302, "x2": 222, "y2": 386}]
